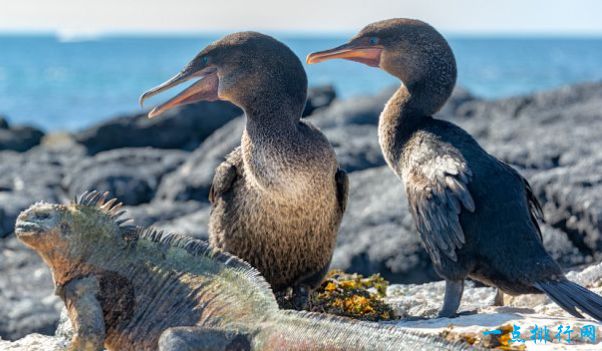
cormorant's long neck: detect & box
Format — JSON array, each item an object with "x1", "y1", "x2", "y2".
[
  {"x1": 239, "y1": 93, "x2": 306, "y2": 192},
  {"x1": 243, "y1": 99, "x2": 300, "y2": 140},
  {"x1": 378, "y1": 75, "x2": 454, "y2": 171}
]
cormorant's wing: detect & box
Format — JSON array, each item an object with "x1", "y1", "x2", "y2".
[
  {"x1": 499, "y1": 161, "x2": 544, "y2": 242},
  {"x1": 209, "y1": 147, "x2": 241, "y2": 204},
  {"x1": 405, "y1": 154, "x2": 475, "y2": 265},
  {"x1": 335, "y1": 168, "x2": 349, "y2": 214}
]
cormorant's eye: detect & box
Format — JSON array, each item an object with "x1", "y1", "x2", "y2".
[
  {"x1": 369, "y1": 37, "x2": 379, "y2": 45},
  {"x1": 201, "y1": 56, "x2": 209, "y2": 65}
]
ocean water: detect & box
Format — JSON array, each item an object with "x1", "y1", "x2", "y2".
[{"x1": 1, "y1": 34, "x2": 602, "y2": 131}]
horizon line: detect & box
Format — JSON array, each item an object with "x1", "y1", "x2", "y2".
[{"x1": 2, "y1": 29, "x2": 602, "y2": 40}]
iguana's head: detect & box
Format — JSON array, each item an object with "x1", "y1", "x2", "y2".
[{"x1": 15, "y1": 191, "x2": 135, "y2": 273}]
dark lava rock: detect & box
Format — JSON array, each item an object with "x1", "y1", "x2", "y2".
[
  {"x1": 154, "y1": 205, "x2": 211, "y2": 240},
  {"x1": 74, "y1": 101, "x2": 242, "y2": 154},
  {"x1": 0, "y1": 235, "x2": 62, "y2": 340},
  {"x1": 0, "y1": 126, "x2": 45, "y2": 152},
  {"x1": 62, "y1": 148, "x2": 188, "y2": 206},
  {"x1": 155, "y1": 117, "x2": 244, "y2": 203},
  {"x1": 529, "y1": 154, "x2": 602, "y2": 260},
  {"x1": 0, "y1": 116, "x2": 9, "y2": 129},
  {"x1": 303, "y1": 85, "x2": 337, "y2": 117},
  {"x1": 0, "y1": 149, "x2": 70, "y2": 238},
  {"x1": 125, "y1": 200, "x2": 204, "y2": 228},
  {"x1": 323, "y1": 125, "x2": 384, "y2": 172}
]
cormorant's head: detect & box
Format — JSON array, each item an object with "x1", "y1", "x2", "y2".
[
  {"x1": 140, "y1": 32, "x2": 308, "y2": 119},
  {"x1": 306, "y1": 18, "x2": 456, "y2": 96}
]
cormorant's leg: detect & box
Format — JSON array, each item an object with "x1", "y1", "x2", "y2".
[
  {"x1": 58, "y1": 276, "x2": 106, "y2": 351},
  {"x1": 159, "y1": 326, "x2": 251, "y2": 351},
  {"x1": 438, "y1": 280, "x2": 464, "y2": 318},
  {"x1": 276, "y1": 261, "x2": 331, "y2": 310},
  {"x1": 494, "y1": 288, "x2": 504, "y2": 306},
  {"x1": 275, "y1": 285, "x2": 310, "y2": 310}
]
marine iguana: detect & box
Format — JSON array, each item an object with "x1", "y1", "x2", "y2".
[{"x1": 15, "y1": 191, "x2": 479, "y2": 351}]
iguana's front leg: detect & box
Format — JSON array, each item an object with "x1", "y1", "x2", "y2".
[{"x1": 58, "y1": 276, "x2": 106, "y2": 351}]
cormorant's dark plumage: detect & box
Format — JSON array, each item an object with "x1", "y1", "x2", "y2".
[
  {"x1": 307, "y1": 18, "x2": 602, "y2": 321},
  {"x1": 141, "y1": 32, "x2": 348, "y2": 302}
]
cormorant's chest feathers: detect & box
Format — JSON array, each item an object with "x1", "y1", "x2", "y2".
[{"x1": 240, "y1": 123, "x2": 337, "y2": 200}]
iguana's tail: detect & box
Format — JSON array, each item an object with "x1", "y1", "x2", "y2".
[
  {"x1": 254, "y1": 310, "x2": 482, "y2": 351},
  {"x1": 534, "y1": 279, "x2": 602, "y2": 322}
]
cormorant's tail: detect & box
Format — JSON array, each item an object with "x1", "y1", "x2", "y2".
[{"x1": 534, "y1": 279, "x2": 602, "y2": 322}]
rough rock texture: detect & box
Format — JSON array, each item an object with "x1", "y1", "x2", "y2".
[
  {"x1": 62, "y1": 147, "x2": 187, "y2": 206},
  {"x1": 74, "y1": 101, "x2": 242, "y2": 154},
  {"x1": 0, "y1": 236, "x2": 62, "y2": 340},
  {"x1": 0, "y1": 334, "x2": 67, "y2": 351},
  {"x1": 303, "y1": 85, "x2": 337, "y2": 117},
  {"x1": 154, "y1": 117, "x2": 244, "y2": 203}
]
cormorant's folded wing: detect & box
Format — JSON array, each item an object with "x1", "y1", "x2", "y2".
[
  {"x1": 209, "y1": 147, "x2": 241, "y2": 204},
  {"x1": 405, "y1": 154, "x2": 475, "y2": 265},
  {"x1": 335, "y1": 168, "x2": 349, "y2": 214},
  {"x1": 499, "y1": 161, "x2": 544, "y2": 241}
]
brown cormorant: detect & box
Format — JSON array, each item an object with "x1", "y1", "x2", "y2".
[
  {"x1": 140, "y1": 32, "x2": 348, "y2": 305},
  {"x1": 307, "y1": 18, "x2": 602, "y2": 321}
]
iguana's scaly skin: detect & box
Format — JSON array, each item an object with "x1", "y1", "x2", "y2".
[{"x1": 15, "y1": 191, "x2": 480, "y2": 351}]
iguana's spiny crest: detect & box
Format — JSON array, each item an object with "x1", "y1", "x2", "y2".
[{"x1": 16, "y1": 190, "x2": 275, "y2": 300}]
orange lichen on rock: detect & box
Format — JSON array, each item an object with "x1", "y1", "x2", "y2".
[
  {"x1": 308, "y1": 270, "x2": 395, "y2": 321},
  {"x1": 441, "y1": 324, "x2": 526, "y2": 351}
]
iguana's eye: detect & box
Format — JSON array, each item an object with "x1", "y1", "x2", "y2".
[
  {"x1": 34, "y1": 212, "x2": 51, "y2": 220},
  {"x1": 369, "y1": 37, "x2": 380, "y2": 45}
]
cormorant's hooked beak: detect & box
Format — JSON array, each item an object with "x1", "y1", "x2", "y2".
[
  {"x1": 139, "y1": 66, "x2": 219, "y2": 119},
  {"x1": 306, "y1": 42, "x2": 383, "y2": 67}
]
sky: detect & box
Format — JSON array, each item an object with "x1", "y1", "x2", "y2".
[{"x1": 0, "y1": 0, "x2": 601, "y2": 35}]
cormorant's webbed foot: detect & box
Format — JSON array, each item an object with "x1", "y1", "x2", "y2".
[{"x1": 437, "y1": 280, "x2": 464, "y2": 318}]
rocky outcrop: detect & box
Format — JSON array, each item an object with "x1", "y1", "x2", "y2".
[
  {"x1": 73, "y1": 101, "x2": 242, "y2": 154},
  {"x1": 3, "y1": 81, "x2": 602, "y2": 341},
  {"x1": 0, "y1": 236, "x2": 61, "y2": 340},
  {"x1": 62, "y1": 148, "x2": 188, "y2": 206},
  {"x1": 0, "y1": 117, "x2": 45, "y2": 152}
]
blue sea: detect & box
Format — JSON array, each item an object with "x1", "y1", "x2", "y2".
[{"x1": 1, "y1": 34, "x2": 602, "y2": 131}]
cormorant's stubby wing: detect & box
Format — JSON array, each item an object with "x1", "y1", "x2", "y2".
[
  {"x1": 209, "y1": 147, "x2": 241, "y2": 204},
  {"x1": 335, "y1": 168, "x2": 349, "y2": 214},
  {"x1": 405, "y1": 154, "x2": 475, "y2": 265},
  {"x1": 499, "y1": 161, "x2": 544, "y2": 241}
]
